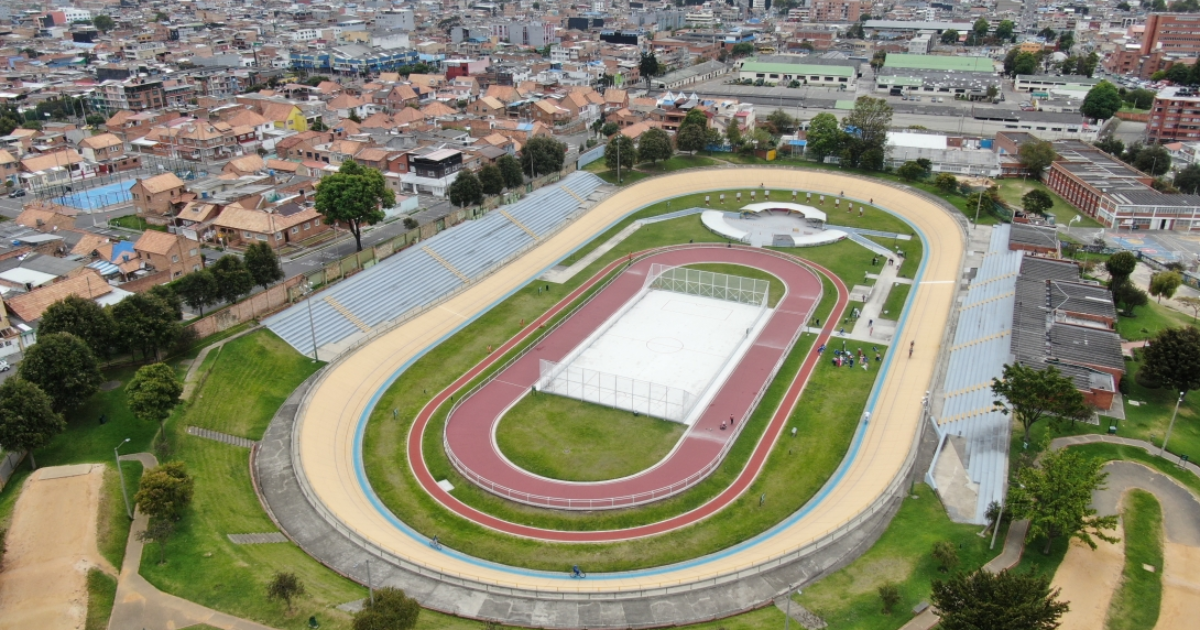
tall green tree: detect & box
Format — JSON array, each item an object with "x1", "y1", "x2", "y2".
[
  {"x1": 897, "y1": 161, "x2": 926, "y2": 182},
  {"x1": 148, "y1": 284, "x2": 182, "y2": 321},
  {"x1": 1022, "y1": 189, "x2": 1054, "y2": 216},
  {"x1": 806, "y1": 112, "x2": 844, "y2": 160},
  {"x1": 478, "y1": 163, "x2": 504, "y2": 196},
  {"x1": 134, "y1": 461, "x2": 194, "y2": 521},
  {"x1": 992, "y1": 363, "x2": 1091, "y2": 443},
  {"x1": 1105, "y1": 251, "x2": 1138, "y2": 286},
  {"x1": 313, "y1": 160, "x2": 395, "y2": 252},
  {"x1": 18, "y1": 333, "x2": 102, "y2": 413},
  {"x1": 1175, "y1": 163, "x2": 1200, "y2": 194},
  {"x1": 112, "y1": 292, "x2": 183, "y2": 360},
  {"x1": 353, "y1": 587, "x2": 420, "y2": 630},
  {"x1": 1113, "y1": 279, "x2": 1150, "y2": 315},
  {"x1": 931, "y1": 569, "x2": 1069, "y2": 630},
  {"x1": 0, "y1": 378, "x2": 64, "y2": 470},
  {"x1": 1009, "y1": 448, "x2": 1120, "y2": 554},
  {"x1": 1080, "y1": 81, "x2": 1122, "y2": 120},
  {"x1": 93, "y1": 15, "x2": 115, "y2": 33},
  {"x1": 446, "y1": 169, "x2": 483, "y2": 207},
  {"x1": 637, "y1": 127, "x2": 673, "y2": 163},
  {"x1": 126, "y1": 362, "x2": 183, "y2": 436},
  {"x1": 244, "y1": 242, "x2": 284, "y2": 290},
  {"x1": 497, "y1": 154, "x2": 524, "y2": 189},
  {"x1": 1013, "y1": 52, "x2": 1039, "y2": 76},
  {"x1": 842, "y1": 97, "x2": 892, "y2": 168},
  {"x1": 174, "y1": 269, "x2": 219, "y2": 315},
  {"x1": 940, "y1": 29, "x2": 960, "y2": 45},
  {"x1": 605, "y1": 133, "x2": 637, "y2": 178},
  {"x1": 934, "y1": 173, "x2": 958, "y2": 192},
  {"x1": 38, "y1": 295, "x2": 116, "y2": 359},
  {"x1": 766, "y1": 108, "x2": 797, "y2": 135},
  {"x1": 1141, "y1": 326, "x2": 1200, "y2": 394},
  {"x1": 973, "y1": 18, "x2": 990, "y2": 38},
  {"x1": 995, "y1": 20, "x2": 1015, "y2": 40},
  {"x1": 1131, "y1": 143, "x2": 1171, "y2": 176},
  {"x1": 209, "y1": 255, "x2": 254, "y2": 305},
  {"x1": 1018, "y1": 140, "x2": 1058, "y2": 178},
  {"x1": 519, "y1": 136, "x2": 566, "y2": 177},
  {"x1": 675, "y1": 109, "x2": 710, "y2": 154},
  {"x1": 639, "y1": 52, "x2": 661, "y2": 87},
  {"x1": 1149, "y1": 271, "x2": 1183, "y2": 303}
]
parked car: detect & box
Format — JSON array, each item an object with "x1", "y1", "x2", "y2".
[
  {"x1": 7, "y1": 189, "x2": 24, "y2": 198},
  {"x1": 0, "y1": 360, "x2": 9, "y2": 372}
]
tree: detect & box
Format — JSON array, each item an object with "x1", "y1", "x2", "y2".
[
  {"x1": 941, "y1": 29, "x2": 960, "y2": 45},
  {"x1": 1141, "y1": 326, "x2": 1200, "y2": 395},
  {"x1": 1018, "y1": 140, "x2": 1058, "y2": 178},
  {"x1": 805, "y1": 113, "x2": 843, "y2": 160},
  {"x1": 605, "y1": 133, "x2": 637, "y2": 179},
  {"x1": 174, "y1": 270, "x2": 219, "y2": 316},
  {"x1": 134, "y1": 461, "x2": 194, "y2": 521},
  {"x1": 446, "y1": 170, "x2": 483, "y2": 208},
  {"x1": 519, "y1": 136, "x2": 566, "y2": 177},
  {"x1": 1094, "y1": 135, "x2": 1125, "y2": 156},
  {"x1": 1175, "y1": 163, "x2": 1200, "y2": 194},
  {"x1": 730, "y1": 43, "x2": 755, "y2": 57},
  {"x1": 992, "y1": 362, "x2": 1090, "y2": 443},
  {"x1": 878, "y1": 583, "x2": 901, "y2": 614},
  {"x1": 869, "y1": 50, "x2": 887, "y2": 72},
  {"x1": 267, "y1": 572, "x2": 306, "y2": 613},
  {"x1": 932, "y1": 541, "x2": 959, "y2": 573},
  {"x1": 18, "y1": 333, "x2": 102, "y2": 413},
  {"x1": 637, "y1": 127, "x2": 673, "y2": 164},
  {"x1": 126, "y1": 363, "x2": 182, "y2": 436},
  {"x1": 1013, "y1": 52, "x2": 1038, "y2": 76},
  {"x1": 148, "y1": 284, "x2": 182, "y2": 321},
  {"x1": 897, "y1": 161, "x2": 926, "y2": 182},
  {"x1": 1117, "y1": 1, "x2": 1132, "y2": 8},
  {"x1": 1113, "y1": 278, "x2": 1150, "y2": 315},
  {"x1": 313, "y1": 160, "x2": 394, "y2": 252},
  {"x1": 1166, "y1": 62, "x2": 1192, "y2": 85},
  {"x1": 934, "y1": 173, "x2": 958, "y2": 193},
  {"x1": 995, "y1": 20, "x2": 1015, "y2": 40},
  {"x1": 0, "y1": 379, "x2": 64, "y2": 470},
  {"x1": 1057, "y1": 31, "x2": 1075, "y2": 51},
  {"x1": 1021, "y1": 189, "x2": 1054, "y2": 216},
  {"x1": 1149, "y1": 271, "x2": 1183, "y2": 303},
  {"x1": 209, "y1": 255, "x2": 255, "y2": 305},
  {"x1": 38, "y1": 295, "x2": 115, "y2": 360},
  {"x1": 93, "y1": 15, "x2": 115, "y2": 33},
  {"x1": 244, "y1": 242, "x2": 283, "y2": 290},
  {"x1": 931, "y1": 569, "x2": 1069, "y2": 630},
  {"x1": 137, "y1": 518, "x2": 174, "y2": 565},
  {"x1": 497, "y1": 154, "x2": 524, "y2": 189},
  {"x1": 352, "y1": 587, "x2": 421, "y2": 630},
  {"x1": 153, "y1": 11, "x2": 169, "y2": 22},
  {"x1": 600, "y1": 121, "x2": 619, "y2": 137},
  {"x1": 1105, "y1": 251, "x2": 1138, "y2": 286},
  {"x1": 725, "y1": 122, "x2": 743, "y2": 148},
  {"x1": 1009, "y1": 448, "x2": 1119, "y2": 554},
  {"x1": 639, "y1": 52, "x2": 661, "y2": 87},
  {"x1": 1132, "y1": 143, "x2": 1171, "y2": 176},
  {"x1": 1081, "y1": 81, "x2": 1122, "y2": 120},
  {"x1": 973, "y1": 18, "x2": 990, "y2": 39},
  {"x1": 478, "y1": 164, "x2": 504, "y2": 196},
  {"x1": 842, "y1": 97, "x2": 892, "y2": 168},
  {"x1": 766, "y1": 108, "x2": 796, "y2": 135}
]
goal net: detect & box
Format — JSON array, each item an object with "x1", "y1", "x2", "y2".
[
  {"x1": 647, "y1": 264, "x2": 770, "y2": 307},
  {"x1": 538, "y1": 359, "x2": 694, "y2": 422}
]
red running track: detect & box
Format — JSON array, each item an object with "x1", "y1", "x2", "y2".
[{"x1": 406, "y1": 245, "x2": 849, "y2": 541}]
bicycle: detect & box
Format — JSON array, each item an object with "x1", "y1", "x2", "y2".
[
  {"x1": 569, "y1": 566, "x2": 587, "y2": 579},
  {"x1": 429, "y1": 536, "x2": 442, "y2": 551}
]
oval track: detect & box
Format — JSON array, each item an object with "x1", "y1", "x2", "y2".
[
  {"x1": 295, "y1": 168, "x2": 964, "y2": 591},
  {"x1": 445, "y1": 247, "x2": 823, "y2": 509}
]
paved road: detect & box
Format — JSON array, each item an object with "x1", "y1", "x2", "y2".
[{"x1": 438, "y1": 247, "x2": 829, "y2": 522}]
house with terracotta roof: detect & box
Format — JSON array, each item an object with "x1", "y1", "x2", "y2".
[
  {"x1": 372, "y1": 84, "x2": 420, "y2": 110},
  {"x1": 175, "y1": 122, "x2": 237, "y2": 161},
  {"x1": 4, "y1": 268, "x2": 113, "y2": 323},
  {"x1": 326, "y1": 93, "x2": 373, "y2": 119},
  {"x1": 532, "y1": 99, "x2": 571, "y2": 126},
  {"x1": 130, "y1": 173, "x2": 187, "y2": 223},
  {"x1": 172, "y1": 202, "x2": 223, "y2": 242},
  {"x1": 15, "y1": 203, "x2": 77, "y2": 233},
  {"x1": 212, "y1": 202, "x2": 329, "y2": 250},
  {"x1": 133, "y1": 230, "x2": 204, "y2": 279},
  {"x1": 467, "y1": 95, "x2": 504, "y2": 117},
  {"x1": 78, "y1": 132, "x2": 141, "y2": 173},
  {"x1": 223, "y1": 154, "x2": 266, "y2": 178},
  {"x1": 0, "y1": 149, "x2": 20, "y2": 185},
  {"x1": 19, "y1": 149, "x2": 94, "y2": 191}
]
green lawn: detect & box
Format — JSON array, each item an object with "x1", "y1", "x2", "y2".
[
  {"x1": 1116, "y1": 299, "x2": 1194, "y2": 342},
  {"x1": 495, "y1": 394, "x2": 685, "y2": 481},
  {"x1": 1105, "y1": 489, "x2": 1163, "y2": 630},
  {"x1": 637, "y1": 155, "x2": 718, "y2": 172},
  {"x1": 680, "y1": 262, "x2": 785, "y2": 307},
  {"x1": 97, "y1": 460, "x2": 142, "y2": 569},
  {"x1": 995, "y1": 179, "x2": 1103, "y2": 229},
  {"x1": 108, "y1": 215, "x2": 166, "y2": 232},
  {"x1": 795, "y1": 484, "x2": 1004, "y2": 630},
  {"x1": 881, "y1": 284, "x2": 911, "y2": 321},
  {"x1": 140, "y1": 329, "x2": 367, "y2": 630},
  {"x1": 594, "y1": 168, "x2": 651, "y2": 186},
  {"x1": 85, "y1": 569, "x2": 118, "y2": 630}
]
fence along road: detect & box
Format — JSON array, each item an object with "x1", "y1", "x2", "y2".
[{"x1": 294, "y1": 168, "x2": 965, "y2": 592}]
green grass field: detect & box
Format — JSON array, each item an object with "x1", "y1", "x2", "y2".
[
  {"x1": 97, "y1": 461, "x2": 142, "y2": 570},
  {"x1": 85, "y1": 569, "x2": 118, "y2": 630},
  {"x1": 1106, "y1": 489, "x2": 1164, "y2": 630},
  {"x1": 108, "y1": 215, "x2": 166, "y2": 232},
  {"x1": 795, "y1": 484, "x2": 1004, "y2": 630},
  {"x1": 881, "y1": 284, "x2": 911, "y2": 321},
  {"x1": 495, "y1": 394, "x2": 686, "y2": 481},
  {"x1": 996, "y1": 179, "x2": 1103, "y2": 229},
  {"x1": 1116, "y1": 299, "x2": 1194, "y2": 341},
  {"x1": 637, "y1": 155, "x2": 719, "y2": 172}
]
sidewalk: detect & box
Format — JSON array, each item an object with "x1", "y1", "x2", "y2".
[{"x1": 107, "y1": 452, "x2": 280, "y2": 630}]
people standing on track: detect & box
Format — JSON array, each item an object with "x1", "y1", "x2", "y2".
[
  {"x1": 909, "y1": 340, "x2": 915, "y2": 358},
  {"x1": 730, "y1": 414, "x2": 735, "y2": 427}
]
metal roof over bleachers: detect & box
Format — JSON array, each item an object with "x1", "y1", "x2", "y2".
[
  {"x1": 932, "y1": 224, "x2": 1021, "y2": 525},
  {"x1": 263, "y1": 172, "x2": 606, "y2": 357}
]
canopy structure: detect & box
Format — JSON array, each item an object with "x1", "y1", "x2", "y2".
[{"x1": 702, "y1": 202, "x2": 846, "y2": 247}]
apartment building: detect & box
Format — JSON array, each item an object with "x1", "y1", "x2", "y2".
[
  {"x1": 1142, "y1": 13, "x2": 1200, "y2": 57},
  {"x1": 1147, "y1": 86, "x2": 1200, "y2": 143}
]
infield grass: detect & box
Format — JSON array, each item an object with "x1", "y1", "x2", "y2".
[
  {"x1": 881, "y1": 284, "x2": 911, "y2": 321},
  {"x1": 1105, "y1": 489, "x2": 1163, "y2": 630},
  {"x1": 496, "y1": 394, "x2": 686, "y2": 482}
]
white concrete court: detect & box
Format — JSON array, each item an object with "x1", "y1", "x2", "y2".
[{"x1": 542, "y1": 288, "x2": 770, "y2": 423}]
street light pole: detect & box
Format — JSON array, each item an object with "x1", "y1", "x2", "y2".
[
  {"x1": 304, "y1": 282, "x2": 319, "y2": 362},
  {"x1": 114, "y1": 438, "x2": 132, "y2": 520},
  {"x1": 356, "y1": 560, "x2": 375, "y2": 606},
  {"x1": 1160, "y1": 391, "x2": 1186, "y2": 457},
  {"x1": 974, "y1": 189, "x2": 984, "y2": 228},
  {"x1": 783, "y1": 584, "x2": 799, "y2": 630}
]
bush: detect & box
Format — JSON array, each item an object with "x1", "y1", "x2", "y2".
[{"x1": 879, "y1": 582, "x2": 901, "y2": 614}]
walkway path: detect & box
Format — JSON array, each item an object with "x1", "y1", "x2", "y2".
[{"x1": 108, "y1": 452, "x2": 280, "y2": 630}]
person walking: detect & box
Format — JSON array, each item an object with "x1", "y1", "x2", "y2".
[
  {"x1": 730, "y1": 414, "x2": 736, "y2": 427},
  {"x1": 908, "y1": 340, "x2": 915, "y2": 358}
]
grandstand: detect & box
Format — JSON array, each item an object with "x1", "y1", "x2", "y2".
[
  {"x1": 264, "y1": 172, "x2": 608, "y2": 357},
  {"x1": 927, "y1": 224, "x2": 1021, "y2": 525}
]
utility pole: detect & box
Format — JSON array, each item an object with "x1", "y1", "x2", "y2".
[
  {"x1": 114, "y1": 438, "x2": 132, "y2": 520},
  {"x1": 1161, "y1": 391, "x2": 1186, "y2": 457}
]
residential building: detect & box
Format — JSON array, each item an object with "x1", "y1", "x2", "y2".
[
  {"x1": 212, "y1": 203, "x2": 329, "y2": 249},
  {"x1": 1142, "y1": 13, "x2": 1200, "y2": 57},
  {"x1": 1147, "y1": 86, "x2": 1200, "y2": 143},
  {"x1": 93, "y1": 78, "x2": 166, "y2": 113},
  {"x1": 78, "y1": 133, "x2": 141, "y2": 173},
  {"x1": 133, "y1": 231, "x2": 204, "y2": 279},
  {"x1": 130, "y1": 173, "x2": 187, "y2": 223},
  {"x1": 810, "y1": 0, "x2": 861, "y2": 23}
]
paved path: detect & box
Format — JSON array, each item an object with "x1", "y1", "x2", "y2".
[
  {"x1": 1050, "y1": 434, "x2": 1200, "y2": 480},
  {"x1": 108, "y1": 452, "x2": 280, "y2": 630},
  {"x1": 437, "y1": 247, "x2": 830, "y2": 521}
]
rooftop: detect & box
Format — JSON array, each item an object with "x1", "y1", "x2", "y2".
[{"x1": 882, "y1": 54, "x2": 995, "y2": 73}]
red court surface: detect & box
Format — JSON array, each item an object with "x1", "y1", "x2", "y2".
[{"x1": 407, "y1": 245, "x2": 849, "y2": 541}]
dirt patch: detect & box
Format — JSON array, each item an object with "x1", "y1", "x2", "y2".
[
  {"x1": 1157, "y1": 542, "x2": 1200, "y2": 630},
  {"x1": 99, "y1": 381, "x2": 122, "y2": 392},
  {"x1": 0, "y1": 464, "x2": 108, "y2": 630},
  {"x1": 845, "y1": 556, "x2": 914, "y2": 595},
  {"x1": 1050, "y1": 532, "x2": 1126, "y2": 630}
]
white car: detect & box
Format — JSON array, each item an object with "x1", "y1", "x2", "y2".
[{"x1": 0, "y1": 360, "x2": 9, "y2": 372}]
